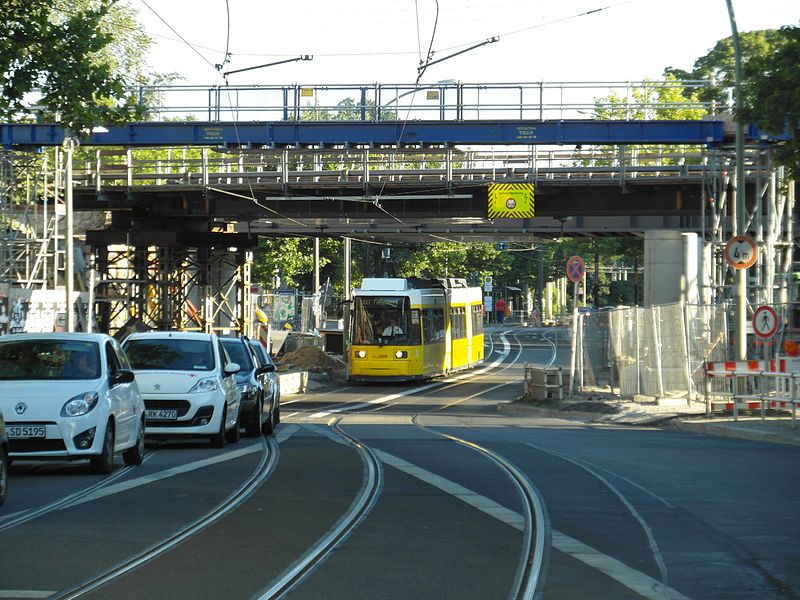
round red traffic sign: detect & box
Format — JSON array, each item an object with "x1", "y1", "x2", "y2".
[
  {"x1": 566, "y1": 256, "x2": 585, "y2": 283},
  {"x1": 752, "y1": 305, "x2": 779, "y2": 339},
  {"x1": 725, "y1": 235, "x2": 757, "y2": 269}
]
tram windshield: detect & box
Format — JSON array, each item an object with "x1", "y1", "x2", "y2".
[{"x1": 353, "y1": 296, "x2": 417, "y2": 345}]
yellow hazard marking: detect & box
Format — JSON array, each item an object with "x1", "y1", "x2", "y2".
[{"x1": 487, "y1": 183, "x2": 534, "y2": 219}]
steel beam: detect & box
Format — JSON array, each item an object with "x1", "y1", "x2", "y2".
[{"x1": 2, "y1": 120, "x2": 726, "y2": 148}]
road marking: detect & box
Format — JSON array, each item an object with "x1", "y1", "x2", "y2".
[
  {"x1": 374, "y1": 449, "x2": 693, "y2": 600},
  {"x1": 60, "y1": 427, "x2": 299, "y2": 508},
  {"x1": 309, "y1": 334, "x2": 512, "y2": 418}
]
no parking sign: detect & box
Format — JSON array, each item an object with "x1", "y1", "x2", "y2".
[{"x1": 566, "y1": 256, "x2": 585, "y2": 283}]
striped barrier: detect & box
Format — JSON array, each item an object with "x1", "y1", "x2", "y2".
[{"x1": 704, "y1": 360, "x2": 799, "y2": 426}]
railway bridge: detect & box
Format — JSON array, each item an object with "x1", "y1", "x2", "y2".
[{"x1": 0, "y1": 81, "x2": 795, "y2": 336}]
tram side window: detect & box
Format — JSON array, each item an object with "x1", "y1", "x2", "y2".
[
  {"x1": 451, "y1": 307, "x2": 466, "y2": 339},
  {"x1": 470, "y1": 304, "x2": 483, "y2": 336},
  {"x1": 408, "y1": 309, "x2": 421, "y2": 345},
  {"x1": 422, "y1": 308, "x2": 445, "y2": 344}
]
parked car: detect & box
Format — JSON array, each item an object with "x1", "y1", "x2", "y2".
[
  {"x1": 220, "y1": 336, "x2": 279, "y2": 436},
  {"x1": 0, "y1": 333, "x2": 146, "y2": 474},
  {"x1": 0, "y1": 411, "x2": 8, "y2": 505},
  {"x1": 122, "y1": 331, "x2": 241, "y2": 447},
  {"x1": 248, "y1": 339, "x2": 281, "y2": 434}
]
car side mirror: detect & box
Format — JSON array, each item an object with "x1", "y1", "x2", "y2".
[
  {"x1": 256, "y1": 365, "x2": 275, "y2": 375},
  {"x1": 111, "y1": 369, "x2": 135, "y2": 386},
  {"x1": 224, "y1": 362, "x2": 240, "y2": 376}
]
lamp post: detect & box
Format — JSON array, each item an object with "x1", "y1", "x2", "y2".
[{"x1": 725, "y1": 0, "x2": 748, "y2": 360}]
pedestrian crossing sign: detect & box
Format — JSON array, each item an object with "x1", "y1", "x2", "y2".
[{"x1": 488, "y1": 184, "x2": 534, "y2": 219}]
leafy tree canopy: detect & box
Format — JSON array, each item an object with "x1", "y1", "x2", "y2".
[
  {"x1": 0, "y1": 0, "x2": 160, "y2": 135},
  {"x1": 665, "y1": 25, "x2": 800, "y2": 174}
]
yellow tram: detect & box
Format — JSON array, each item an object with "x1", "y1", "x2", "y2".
[{"x1": 348, "y1": 277, "x2": 484, "y2": 382}]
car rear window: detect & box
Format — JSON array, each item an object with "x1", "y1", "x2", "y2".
[
  {"x1": 124, "y1": 338, "x2": 215, "y2": 371},
  {"x1": 0, "y1": 339, "x2": 101, "y2": 380}
]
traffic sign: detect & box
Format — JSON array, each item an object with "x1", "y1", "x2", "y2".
[
  {"x1": 725, "y1": 236, "x2": 757, "y2": 269},
  {"x1": 566, "y1": 256, "x2": 585, "y2": 283},
  {"x1": 752, "y1": 305, "x2": 778, "y2": 339}
]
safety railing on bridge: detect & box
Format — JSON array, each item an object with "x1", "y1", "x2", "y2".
[
  {"x1": 75, "y1": 146, "x2": 757, "y2": 193},
  {"x1": 135, "y1": 80, "x2": 720, "y2": 122}
]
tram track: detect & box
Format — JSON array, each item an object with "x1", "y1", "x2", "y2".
[
  {"x1": 254, "y1": 419, "x2": 383, "y2": 600},
  {"x1": 51, "y1": 437, "x2": 276, "y2": 600},
  {"x1": 0, "y1": 450, "x2": 158, "y2": 534}
]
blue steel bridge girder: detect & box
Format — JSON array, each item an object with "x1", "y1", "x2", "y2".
[{"x1": 1, "y1": 119, "x2": 727, "y2": 148}]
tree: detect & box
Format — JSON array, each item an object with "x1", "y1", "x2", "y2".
[
  {"x1": 665, "y1": 29, "x2": 787, "y2": 107},
  {"x1": 739, "y1": 24, "x2": 800, "y2": 175},
  {"x1": 0, "y1": 0, "x2": 160, "y2": 134},
  {"x1": 665, "y1": 26, "x2": 800, "y2": 174}
]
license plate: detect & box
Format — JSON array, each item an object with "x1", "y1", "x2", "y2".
[
  {"x1": 146, "y1": 409, "x2": 178, "y2": 421},
  {"x1": 8, "y1": 425, "x2": 46, "y2": 439}
]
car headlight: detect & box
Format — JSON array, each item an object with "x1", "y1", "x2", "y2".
[
  {"x1": 61, "y1": 392, "x2": 99, "y2": 417},
  {"x1": 394, "y1": 350, "x2": 408, "y2": 359},
  {"x1": 356, "y1": 350, "x2": 367, "y2": 358},
  {"x1": 237, "y1": 383, "x2": 256, "y2": 397},
  {"x1": 189, "y1": 377, "x2": 219, "y2": 393}
]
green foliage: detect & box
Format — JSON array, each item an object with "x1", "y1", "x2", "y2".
[
  {"x1": 668, "y1": 29, "x2": 787, "y2": 106},
  {"x1": 739, "y1": 25, "x2": 800, "y2": 176},
  {"x1": 666, "y1": 25, "x2": 799, "y2": 176},
  {"x1": 395, "y1": 242, "x2": 509, "y2": 282},
  {"x1": 593, "y1": 76, "x2": 707, "y2": 121},
  {"x1": 0, "y1": 0, "x2": 169, "y2": 135}
]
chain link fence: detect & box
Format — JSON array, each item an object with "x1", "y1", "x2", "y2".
[{"x1": 574, "y1": 303, "x2": 730, "y2": 401}]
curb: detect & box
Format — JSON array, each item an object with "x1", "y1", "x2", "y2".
[{"x1": 671, "y1": 419, "x2": 800, "y2": 447}]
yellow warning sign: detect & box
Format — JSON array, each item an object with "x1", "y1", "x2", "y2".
[{"x1": 487, "y1": 183, "x2": 534, "y2": 219}]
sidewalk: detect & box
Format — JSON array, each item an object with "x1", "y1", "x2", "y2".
[{"x1": 498, "y1": 399, "x2": 800, "y2": 447}]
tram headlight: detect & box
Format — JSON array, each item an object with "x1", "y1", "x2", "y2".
[
  {"x1": 356, "y1": 350, "x2": 367, "y2": 359},
  {"x1": 394, "y1": 350, "x2": 407, "y2": 359}
]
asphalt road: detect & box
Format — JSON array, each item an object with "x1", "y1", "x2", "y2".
[{"x1": 1, "y1": 329, "x2": 798, "y2": 599}]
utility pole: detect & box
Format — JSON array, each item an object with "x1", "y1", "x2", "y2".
[
  {"x1": 63, "y1": 135, "x2": 77, "y2": 332},
  {"x1": 726, "y1": 0, "x2": 748, "y2": 360}
]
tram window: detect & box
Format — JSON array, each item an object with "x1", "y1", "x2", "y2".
[
  {"x1": 421, "y1": 308, "x2": 445, "y2": 343},
  {"x1": 353, "y1": 296, "x2": 412, "y2": 345}
]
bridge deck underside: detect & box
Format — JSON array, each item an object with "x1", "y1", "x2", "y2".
[{"x1": 77, "y1": 179, "x2": 711, "y2": 244}]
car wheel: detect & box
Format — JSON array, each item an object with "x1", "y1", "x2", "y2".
[
  {"x1": 245, "y1": 398, "x2": 262, "y2": 437},
  {"x1": 0, "y1": 448, "x2": 8, "y2": 506},
  {"x1": 225, "y1": 413, "x2": 240, "y2": 444},
  {"x1": 90, "y1": 422, "x2": 115, "y2": 474},
  {"x1": 123, "y1": 417, "x2": 145, "y2": 466},
  {"x1": 210, "y1": 409, "x2": 227, "y2": 448}
]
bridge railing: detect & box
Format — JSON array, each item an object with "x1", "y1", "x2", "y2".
[
  {"x1": 137, "y1": 80, "x2": 720, "y2": 122},
  {"x1": 73, "y1": 146, "x2": 766, "y2": 192}
]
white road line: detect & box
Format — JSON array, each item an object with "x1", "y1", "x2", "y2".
[
  {"x1": 374, "y1": 448, "x2": 693, "y2": 600},
  {"x1": 60, "y1": 427, "x2": 300, "y2": 509},
  {"x1": 309, "y1": 334, "x2": 512, "y2": 418}
]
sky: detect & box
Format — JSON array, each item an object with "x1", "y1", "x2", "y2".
[{"x1": 133, "y1": 0, "x2": 798, "y2": 87}]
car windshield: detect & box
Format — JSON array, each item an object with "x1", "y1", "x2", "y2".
[
  {"x1": 0, "y1": 339, "x2": 101, "y2": 380},
  {"x1": 221, "y1": 340, "x2": 253, "y2": 371},
  {"x1": 124, "y1": 338, "x2": 214, "y2": 371}
]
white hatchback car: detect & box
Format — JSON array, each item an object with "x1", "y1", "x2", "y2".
[
  {"x1": 122, "y1": 331, "x2": 241, "y2": 447},
  {"x1": 0, "y1": 333, "x2": 146, "y2": 474}
]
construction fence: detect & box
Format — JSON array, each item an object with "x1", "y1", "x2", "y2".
[{"x1": 573, "y1": 303, "x2": 731, "y2": 401}]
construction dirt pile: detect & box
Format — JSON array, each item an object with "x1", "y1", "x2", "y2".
[{"x1": 280, "y1": 345, "x2": 347, "y2": 381}]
